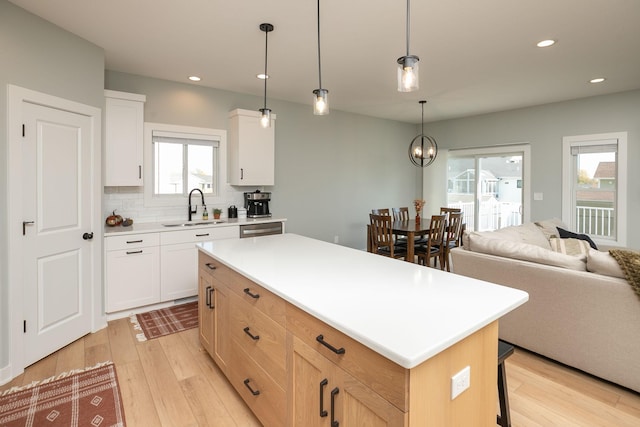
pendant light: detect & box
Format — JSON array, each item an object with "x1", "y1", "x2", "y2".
[
  {"x1": 259, "y1": 23, "x2": 274, "y2": 128},
  {"x1": 409, "y1": 100, "x2": 437, "y2": 167},
  {"x1": 397, "y1": 0, "x2": 419, "y2": 92},
  {"x1": 312, "y1": 0, "x2": 329, "y2": 115}
]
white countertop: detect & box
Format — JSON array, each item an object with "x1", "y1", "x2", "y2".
[
  {"x1": 103, "y1": 216, "x2": 286, "y2": 236},
  {"x1": 197, "y1": 233, "x2": 528, "y2": 369}
]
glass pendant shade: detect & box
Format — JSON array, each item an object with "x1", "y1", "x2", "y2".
[
  {"x1": 397, "y1": 55, "x2": 419, "y2": 92},
  {"x1": 313, "y1": 89, "x2": 329, "y2": 115},
  {"x1": 259, "y1": 108, "x2": 271, "y2": 128}
]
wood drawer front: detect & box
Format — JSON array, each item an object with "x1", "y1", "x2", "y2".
[
  {"x1": 106, "y1": 233, "x2": 160, "y2": 251},
  {"x1": 228, "y1": 341, "x2": 286, "y2": 427},
  {"x1": 198, "y1": 252, "x2": 238, "y2": 286},
  {"x1": 286, "y1": 303, "x2": 409, "y2": 412},
  {"x1": 229, "y1": 293, "x2": 286, "y2": 388},
  {"x1": 225, "y1": 269, "x2": 286, "y2": 327},
  {"x1": 161, "y1": 225, "x2": 238, "y2": 245}
]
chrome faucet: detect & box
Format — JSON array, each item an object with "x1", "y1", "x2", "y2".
[{"x1": 188, "y1": 188, "x2": 205, "y2": 221}]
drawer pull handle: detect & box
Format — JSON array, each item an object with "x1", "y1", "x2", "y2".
[
  {"x1": 243, "y1": 288, "x2": 260, "y2": 299},
  {"x1": 196, "y1": 233, "x2": 210, "y2": 237},
  {"x1": 319, "y1": 378, "x2": 328, "y2": 417},
  {"x1": 316, "y1": 335, "x2": 346, "y2": 355},
  {"x1": 205, "y1": 286, "x2": 212, "y2": 308},
  {"x1": 330, "y1": 387, "x2": 340, "y2": 427},
  {"x1": 126, "y1": 239, "x2": 143, "y2": 244},
  {"x1": 243, "y1": 326, "x2": 260, "y2": 341},
  {"x1": 126, "y1": 250, "x2": 143, "y2": 255},
  {"x1": 207, "y1": 287, "x2": 215, "y2": 309},
  {"x1": 205, "y1": 263, "x2": 216, "y2": 270},
  {"x1": 243, "y1": 379, "x2": 260, "y2": 396}
]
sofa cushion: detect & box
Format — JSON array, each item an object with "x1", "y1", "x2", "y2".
[
  {"x1": 468, "y1": 232, "x2": 587, "y2": 271},
  {"x1": 557, "y1": 227, "x2": 598, "y2": 250},
  {"x1": 476, "y1": 222, "x2": 551, "y2": 249},
  {"x1": 587, "y1": 249, "x2": 625, "y2": 278},
  {"x1": 534, "y1": 218, "x2": 568, "y2": 240},
  {"x1": 549, "y1": 237, "x2": 590, "y2": 257}
]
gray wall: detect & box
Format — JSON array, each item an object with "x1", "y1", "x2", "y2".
[
  {"x1": 0, "y1": 0, "x2": 104, "y2": 374},
  {"x1": 425, "y1": 89, "x2": 640, "y2": 248},
  {"x1": 105, "y1": 71, "x2": 422, "y2": 249}
]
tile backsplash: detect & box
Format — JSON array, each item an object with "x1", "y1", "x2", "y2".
[{"x1": 103, "y1": 186, "x2": 247, "y2": 224}]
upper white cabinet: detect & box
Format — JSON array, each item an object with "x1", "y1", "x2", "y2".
[
  {"x1": 104, "y1": 90, "x2": 146, "y2": 186},
  {"x1": 228, "y1": 109, "x2": 275, "y2": 186}
]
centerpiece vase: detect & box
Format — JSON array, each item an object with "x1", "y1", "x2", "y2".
[{"x1": 416, "y1": 211, "x2": 421, "y2": 225}]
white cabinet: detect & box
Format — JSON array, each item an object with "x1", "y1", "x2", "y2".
[
  {"x1": 228, "y1": 109, "x2": 275, "y2": 186},
  {"x1": 160, "y1": 226, "x2": 238, "y2": 301},
  {"x1": 105, "y1": 233, "x2": 160, "y2": 312},
  {"x1": 104, "y1": 90, "x2": 146, "y2": 186}
]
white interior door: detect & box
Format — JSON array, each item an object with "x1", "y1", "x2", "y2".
[{"x1": 22, "y1": 101, "x2": 93, "y2": 366}]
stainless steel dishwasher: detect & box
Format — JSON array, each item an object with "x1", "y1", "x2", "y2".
[{"x1": 239, "y1": 222, "x2": 283, "y2": 238}]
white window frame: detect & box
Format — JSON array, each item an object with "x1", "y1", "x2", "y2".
[
  {"x1": 562, "y1": 132, "x2": 627, "y2": 247},
  {"x1": 143, "y1": 122, "x2": 227, "y2": 208}
]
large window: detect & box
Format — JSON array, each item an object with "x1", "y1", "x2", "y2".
[
  {"x1": 447, "y1": 145, "x2": 531, "y2": 232},
  {"x1": 144, "y1": 123, "x2": 227, "y2": 207},
  {"x1": 152, "y1": 131, "x2": 217, "y2": 196},
  {"x1": 562, "y1": 132, "x2": 627, "y2": 246}
]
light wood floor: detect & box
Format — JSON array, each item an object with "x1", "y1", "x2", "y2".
[{"x1": 2, "y1": 318, "x2": 639, "y2": 426}]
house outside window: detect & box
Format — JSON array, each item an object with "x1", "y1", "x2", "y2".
[{"x1": 562, "y1": 132, "x2": 627, "y2": 247}]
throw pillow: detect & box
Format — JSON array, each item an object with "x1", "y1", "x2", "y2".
[
  {"x1": 534, "y1": 218, "x2": 568, "y2": 240},
  {"x1": 586, "y1": 249, "x2": 625, "y2": 279},
  {"x1": 549, "y1": 237, "x2": 590, "y2": 257},
  {"x1": 556, "y1": 227, "x2": 598, "y2": 250}
]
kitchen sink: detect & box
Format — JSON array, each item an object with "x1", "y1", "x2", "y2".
[{"x1": 162, "y1": 221, "x2": 225, "y2": 227}]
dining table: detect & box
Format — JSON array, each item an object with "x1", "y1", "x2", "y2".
[{"x1": 367, "y1": 218, "x2": 432, "y2": 263}]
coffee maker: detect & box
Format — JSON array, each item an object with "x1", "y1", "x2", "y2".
[{"x1": 244, "y1": 190, "x2": 271, "y2": 218}]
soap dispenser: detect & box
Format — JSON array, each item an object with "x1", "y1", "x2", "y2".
[{"x1": 202, "y1": 206, "x2": 208, "y2": 220}]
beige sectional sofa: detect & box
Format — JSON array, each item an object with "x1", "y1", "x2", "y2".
[{"x1": 450, "y1": 220, "x2": 640, "y2": 393}]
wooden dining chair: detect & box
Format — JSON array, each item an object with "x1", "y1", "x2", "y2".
[
  {"x1": 369, "y1": 214, "x2": 407, "y2": 260},
  {"x1": 372, "y1": 208, "x2": 390, "y2": 216},
  {"x1": 440, "y1": 207, "x2": 462, "y2": 218},
  {"x1": 442, "y1": 212, "x2": 463, "y2": 272},
  {"x1": 392, "y1": 207, "x2": 410, "y2": 221},
  {"x1": 416, "y1": 214, "x2": 446, "y2": 269}
]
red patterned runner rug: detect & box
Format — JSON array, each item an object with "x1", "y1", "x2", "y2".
[
  {"x1": 0, "y1": 362, "x2": 125, "y2": 427},
  {"x1": 130, "y1": 301, "x2": 198, "y2": 341}
]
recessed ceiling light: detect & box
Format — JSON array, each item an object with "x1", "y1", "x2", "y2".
[
  {"x1": 188, "y1": 76, "x2": 201, "y2": 82},
  {"x1": 589, "y1": 77, "x2": 606, "y2": 83},
  {"x1": 536, "y1": 39, "x2": 556, "y2": 48},
  {"x1": 257, "y1": 74, "x2": 269, "y2": 80}
]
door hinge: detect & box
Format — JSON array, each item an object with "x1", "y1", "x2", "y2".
[
  {"x1": 22, "y1": 124, "x2": 25, "y2": 137},
  {"x1": 23, "y1": 320, "x2": 26, "y2": 333}
]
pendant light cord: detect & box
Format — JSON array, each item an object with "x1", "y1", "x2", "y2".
[
  {"x1": 317, "y1": 0, "x2": 323, "y2": 89},
  {"x1": 263, "y1": 29, "x2": 269, "y2": 109},
  {"x1": 406, "y1": 0, "x2": 411, "y2": 56}
]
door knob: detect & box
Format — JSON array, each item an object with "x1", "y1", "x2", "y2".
[{"x1": 82, "y1": 232, "x2": 94, "y2": 240}]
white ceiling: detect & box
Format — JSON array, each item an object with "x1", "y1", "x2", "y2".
[{"x1": 10, "y1": 0, "x2": 640, "y2": 124}]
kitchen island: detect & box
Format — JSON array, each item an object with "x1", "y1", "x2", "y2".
[{"x1": 197, "y1": 233, "x2": 528, "y2": 426}]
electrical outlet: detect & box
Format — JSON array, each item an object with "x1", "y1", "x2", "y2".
[
  {"x1": 451, "y1": 366, "x2": 471, "y2": 400},
  {"x1": 334, "y1": 235, "x2": 339, "y2": 244}
]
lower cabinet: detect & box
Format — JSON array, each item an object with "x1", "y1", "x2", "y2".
[
  {"x1": 105, "y1": 233, "x2": 160, "y2": 312},
  {"x1": 290, "y1": 335, "x2": 405, "y2": 427},
  {"x1": 105, "y1": 225, "x2": 239, "y2": 313},
  {"x1": 198, "y1": 252, "x2": 230, "y2": 372},
  {"x1": 198, "y1": 252, "x2": 405, "y2": 427},
  {"x1": 161, "y1": 226, "x2": 238, "y2": 302}
]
